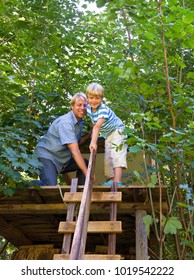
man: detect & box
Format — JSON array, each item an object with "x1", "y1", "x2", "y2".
[{"x1": 33, "y1": 92, "x2": 90, "y2": 186}]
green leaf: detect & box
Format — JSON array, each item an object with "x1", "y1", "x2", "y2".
[
  {"x1": 182, "y1": 13, "x2": 194, "y2": 24},
  {"x1": 181, "y1": 240, "x2": 194, "y2": 249},
  {"x1": 133, "y1": 170, "x2": 141, "y2": 180},
  {"x1": 144, "y1": 31, "x2": 155, "y2": 40},
  {"x1": 147, "y1": 182, "x2": 155, "y2": 188},
  {"x1": 143, "y1": 215, "x2": 153, "y2": 238},
  {"x1": 177, "y1": 202, "x2": 189, "y2": 209},
  {"x1": 187, "y1": 72, "x2": 194, "y2": 79},
  {"x1": 129, "y1": 146, "x2": 142, "y2": 153},
  {"x1": 164, "y1": 217, "x2": 182, "y2": 235},
  {"x1": 3, "y1": 187, "x2": 16, "y2": 197},
  {"x1": 5, "y1": 147, "x2": 17, "y2": 158}
]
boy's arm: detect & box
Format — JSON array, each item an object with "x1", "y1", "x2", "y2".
[{"x1": 90, "y1": 118, "x2": 105, "y2": 152}]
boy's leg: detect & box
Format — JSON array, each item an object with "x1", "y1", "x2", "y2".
[
  {"x1": 111, "y1": 130, "x2": 127, "y2": 163},
  {"x1": 104, "y1": 138, "x2": 114, "y2": 180},
  {"x1": 114, "y1": 166, "x2": 123, "y2": 183},
  {"x1": 110, "y1": 130, "x2": 128, "y2": 182}
]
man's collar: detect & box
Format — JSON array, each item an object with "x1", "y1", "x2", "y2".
[{"x1": 70, "y1": 110, "x2": 83, "y2": 124}]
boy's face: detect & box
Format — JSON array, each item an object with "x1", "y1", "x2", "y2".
[
  {"x1": 87, "y1": 94, "x2": 102, "y2": 111},
  {"x1": 71, "y1": 97, "x2": 87, "y2": 121}
]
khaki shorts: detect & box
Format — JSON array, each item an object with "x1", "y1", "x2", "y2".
[{"x1": 104, "y1": 129, "x2": 128, "y2": 179}]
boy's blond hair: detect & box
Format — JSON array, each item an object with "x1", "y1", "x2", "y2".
[{"x1": 86, "y1": 83, "x2": 104, "y2": 98}]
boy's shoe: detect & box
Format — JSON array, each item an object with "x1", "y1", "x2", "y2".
[{"x1": 101, "y1": 180, "x2": 123, "y2": 186}]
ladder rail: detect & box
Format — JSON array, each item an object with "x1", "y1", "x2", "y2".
[
  {"x1": 69, "y1": 149, "x2": 96, "y2": 259},
  {"x1": 108, "y1": 182, "x2": 118, "y2": 254},
  {"x1": 61, "y1": 178, "x2": 78, "y2": 254}
]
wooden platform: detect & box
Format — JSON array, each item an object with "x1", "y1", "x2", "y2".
[{"x1": 0, "y1": 185, "x2": 168, "y2": 259}]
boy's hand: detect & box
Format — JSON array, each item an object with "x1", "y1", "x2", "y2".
[{"x1": 89, "y1": 142, "x2": 97, "y2": 153}]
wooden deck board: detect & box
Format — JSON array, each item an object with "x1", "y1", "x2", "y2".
[{"x1": 53, "y1": 254, "x2": 121, "y2": 260}]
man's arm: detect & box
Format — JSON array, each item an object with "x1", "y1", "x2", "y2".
[{"x1": 67, "y1": 142, "x2": 88, "y2": 177}]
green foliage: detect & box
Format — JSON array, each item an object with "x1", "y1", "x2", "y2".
[
  {"x1": 0, "y1": 237, "x2": 16, "y2": 260},
  {"x1": 143, "y1": 214, "x2": 182, "y2": 236},
  {"x1": 0, "y1": 0, "x2": 193, "y2": 259},
  {"x1": 0, "y1": 118, "x2": 43, "y2": 195}
]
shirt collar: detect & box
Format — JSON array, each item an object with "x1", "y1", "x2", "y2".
[{"x1": 70, "y1": 110, "x2": 83, "y2": 125}]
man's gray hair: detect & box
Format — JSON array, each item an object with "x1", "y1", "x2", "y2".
[{"x1": 70, "y1": 92, "x2": 87, "y2": 106}]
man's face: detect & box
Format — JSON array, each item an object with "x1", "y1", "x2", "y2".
[{"x1": 71, "y1": 97, "x2": 87, "y2": 120}]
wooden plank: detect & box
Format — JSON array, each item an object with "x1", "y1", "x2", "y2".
[
  {"x1": 108, "y1": 182, "x2": 118, "y2": 255},
  {"x1": 19, "y1": 244, "x2": 54, "y2": 249},
  {"x1": 70, "y1": 150, "x2": 96, "y2": 260},
  {"x1": 95, "y1": 245, "x2": 108, "y2": 254},
  {"x1": 27, "y1": 184, "x2": 167, "y2": 191},
  {"x1": 24, "y1": 185, "x2": 167, "y2": 202},
  {"x1": 64, "y1": 191, "x2": 122, "y2": 203},
  {"x1": 135, "y1": 210, "x2": 148, "y2": 260},
  {"x1": 61, "y1": 178, "x2": 78, "y2": 254},
  {"x1": 53, "y1": 254, "x2": 121, "y2": 260},
  {"x1": 58, "y1": 221, "x2": 122, "y2": 233},
  {"x1": 0, "y1": 204, "x2": 67, "y2": 214},
  {"x1": 0, "y1": 202, "x2": 168, "y2": 215}
]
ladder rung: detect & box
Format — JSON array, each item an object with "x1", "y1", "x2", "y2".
[
  {"x1": 53, "y1": 254, "x2": 121, "y2": 260},
  {"x1": 63, "y1": 192, "x2": 122, "y2": 203},
  {"x1": 58, "y1": 221, "x2": 122, "y2": 233}
]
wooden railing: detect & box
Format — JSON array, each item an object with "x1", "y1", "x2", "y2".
[{"x1": 69, "y1": 149, "x2": 96, "y2": 260}]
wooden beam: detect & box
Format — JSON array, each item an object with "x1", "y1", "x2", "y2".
[
  {"x1": 53, "y1": 254, "x2": 121, "y2": 260},
  {"x1": 0, "y1": 215, "x2": 33, "y2": 247},
  {"x1": 58, "y1": 221, "x2": 122, "y2": 233},
  {"x1": 0, "y1": 202, "x2": 168, "y2": 215},
  {"x1": 28, "y1": 184, "x2": 167, "y2": 191},
  {"x1": 64, "y1": 191, "x2": 122, "y2": 203},
  {"x1": 91, "y1": 202, "x2": 168, "y2": 213},
  {"x1": 0, "y1": 203, "x2": 67, "y2": 214},
  {"x1": 135, "y1": 210, "x2": 148, "y2": 260}
]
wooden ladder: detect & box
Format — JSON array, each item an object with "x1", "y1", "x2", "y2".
[{"x1": 53, "y1": 150, "x2": 122, "y2": 260}]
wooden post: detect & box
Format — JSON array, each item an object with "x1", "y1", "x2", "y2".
[
  {"x1": 61, "y1": 178, "x2": 78, "y2": 254},
  {"x1": 108, "y1": 182, "x2": 118, "y2": 254},
  {"x1": 135, "y1": 209, "x2": 148, "y2": 260}
]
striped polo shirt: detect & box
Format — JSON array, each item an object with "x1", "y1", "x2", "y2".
[{"x1": 87, "y1": 103, "x2": 125, "y2": 138}]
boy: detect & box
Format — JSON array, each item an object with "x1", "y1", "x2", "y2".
[{"x1": 86, "y1": 83, "x2": 127, "y2": 186}]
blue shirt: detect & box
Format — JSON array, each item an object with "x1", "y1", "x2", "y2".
[
  {"x1": 87, "y1": 103, "x2": 125, "y2": 138},
  {"x1": 34, "y1": 110, "x2": 83, "y2": 173}
]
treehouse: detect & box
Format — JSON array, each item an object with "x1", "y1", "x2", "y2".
[{"x1": 0, "y1": 138, "x2": 168, "y2": 260}]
